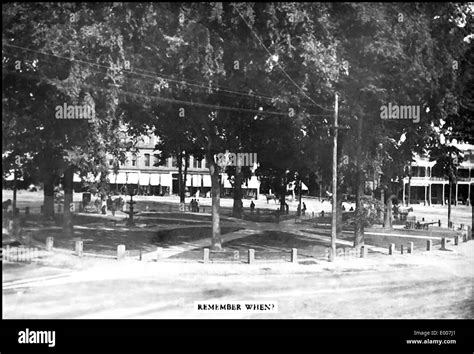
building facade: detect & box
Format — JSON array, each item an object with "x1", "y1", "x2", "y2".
[
  {"x1": 401, "y1": 143, "x2": 474, "y2": 206},
  {"x1": 88, "y1": 134, "x2": 261, "y2": 198}
]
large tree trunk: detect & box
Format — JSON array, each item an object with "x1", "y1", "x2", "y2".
[
  {"x1": 448, "y1": 179, "x2": 452, "y2": 227},
  {"x1": 353, "y1": 116, "x2": 364, "y2": 248},
  {"x1": 62, "y1": 166, "x2": 74, "y2": 237},
  {"x1": 336, "y1": 189, "x2": 343, "y2": 238},
  {"x1": 43, "y1": 174, "x2": 55, "y2": 219},
  {"x1": 209, "y1": 160, "x2": 222, "y2": 250},
  {"x1": 353, "y1": 172, "x2": 365, "y2": 248},
  {"x1": 177, "y1": 152, "x2": 185, "y2": 203},
  {"x1": 279, "y1": 176, "x2": 286, "y2": 212},
  {"x1": 298, "y1": 179, "x2": 302, "y2": 216},
  {"x1": 232, "y1": 165, "x2": 243, "y2": 218},
  {"x1": 182, "y1": 153, "x2": 189, "y2": 204},
  {"x1": 407, "y1": 175, "x2": 411, "y2": 206},
  {"x1": 384, "y1": 194, "x2": 396, "y2": 229},
  {"x1": 12, "y1": 170, "x2": 19, "y2": 237},
  {"x1": 380, "y1": 188, "x2": 385, "y2": 224}
]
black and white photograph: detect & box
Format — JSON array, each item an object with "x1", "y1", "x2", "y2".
[{"x1": 2, "y1": 1, "x2": 473, "y2": 352}]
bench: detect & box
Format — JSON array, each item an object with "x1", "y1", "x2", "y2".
[
  {"x1": 415, "y1": 221, "x2": 438, "y2": 230},
  {"x1": 405, "y1": 216, "x2": 438, "y2": 230}
]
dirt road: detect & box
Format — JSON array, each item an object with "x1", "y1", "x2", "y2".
[{"x1": 3, "y1": 242, "x2": 473, "y2": 319}]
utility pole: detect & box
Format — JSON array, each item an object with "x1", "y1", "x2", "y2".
[
  {"x1": 13, "y1": 168, "x2": 18, "y2": 237},
  {"x1": 330, "y1": 93, "x2": 338, "y2": 262}
]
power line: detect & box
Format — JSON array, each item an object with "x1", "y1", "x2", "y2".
[
  {"x1": 231, "y1": 4, "x2": 334, "y2": 113},
  {"x1": 3, "y1": 52, "x2": 318, "y2": 112},
  {"x1": 3, "y1": 68, "x2": 333, "y2": 118},
  {"x1": 3, "y1": 43, "x2": 281, "y2": 103}
]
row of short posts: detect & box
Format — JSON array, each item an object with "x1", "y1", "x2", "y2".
[
  {"x1": 44, "y1": 237, "x2": 129, "y2": 260},
  {"x1": 389, "y1": 242, "x2": 414, "y2": 255},
  {"x1": 203, "y1": 248, "x2": 298, "y2": 264},
  {"x1": 388, "y1": 233, "x2": 469, "y2": 255}
]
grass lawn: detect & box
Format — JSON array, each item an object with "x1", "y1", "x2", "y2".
[
  {"x1": 171, "y1": 230, "x2": 354, "y2": 262},
  {"x1": 302, "y1": 226, "x2": 460, "y2": 250},
  {"x1": 29, "y1": 226, "x2": 242, "y2": 257}
]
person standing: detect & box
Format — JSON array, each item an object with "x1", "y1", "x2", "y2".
[
  {"x1": 107, "y1": 195, "x2": 116, "y2": 216},
  {"x1": 101, "y1": 196, "x2": 107, "y2": 215}
]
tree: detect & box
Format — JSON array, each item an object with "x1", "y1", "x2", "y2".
[
  {"x1": 325, "y1": 2, "x2": 473, "y2": 245},
  {"x1": 3, "y1": 3, "x2": 130, "y2": 235}
]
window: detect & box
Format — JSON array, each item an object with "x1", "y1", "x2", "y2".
[
  {"x1": 465, "y1": 150, "x2": 474, "y2": 163},
  {"x1": 131, "y1": 153, "x2": 137, "y2": 167},
  {"x1": 153, "y1": 154, "x2": 161, "y2": 166},
  {"x1": 109, "y1": 159, "x2": 113, "y2": 166},
  {"x1": 193, "y1": 158, "x2": 201, "y2": 169},
  {"x1": 144, "y1": 154, "x2": 150, "y2": 167}
]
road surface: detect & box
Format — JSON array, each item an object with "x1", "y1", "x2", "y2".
[{"x1": 3, "y1": 242, "x2": 473, "y2": 319}]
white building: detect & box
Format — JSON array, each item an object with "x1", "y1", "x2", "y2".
[{"x1": 401, "y1": 143, "x2": 474, "y2": 206}]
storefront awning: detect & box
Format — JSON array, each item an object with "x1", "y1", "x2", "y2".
[
  {"x1": 192, "y1": 174, "x2": 201, "y2": 187},
  {"x1": 223, "y1": 174, "x2": 232, "y2": 188},
  {"x1": 244, "y1": 176, "x2": 259, "y2": 189},
  {"x1": 185, "y1": 174, "x2": 193, "y2": 187},
  {"x1": 127, "y1": 173, "x2": 139, "y2": 184},
  {"x1": 160, "y1": 173, "x2": 172, "y2": 187},
  {"x1": 139, "y1": 173, "x2": 150, "y2": 186},
  {"x1": 202, "y1": 174, "x2": 212, "y2": 187},
  {"x1": 113, "y1": 172, "x2": 127, "y2": 184},
  {"x1": 150, "y1": 174, "x2": 160, "y2": 186}
]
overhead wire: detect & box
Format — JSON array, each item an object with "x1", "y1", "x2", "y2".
[
  {"x1": 231, "y1": 3, "x2": 334, "y2": 113},
  {"x1": 3, "y1": 68, "x2": 333, "y2": 118}
]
